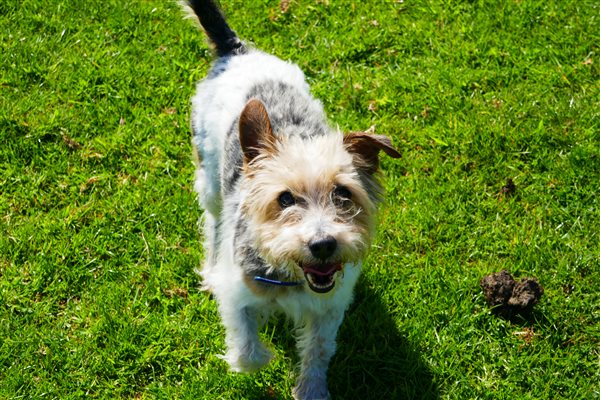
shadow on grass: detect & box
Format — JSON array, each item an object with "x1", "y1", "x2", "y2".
[{"x1": 329, "y1": 279, "x2": 439, "y2": 400}]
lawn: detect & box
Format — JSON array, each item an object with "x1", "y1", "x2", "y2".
[{"x1": 1, "y1": 0, "x2": 598, "y2": 399}]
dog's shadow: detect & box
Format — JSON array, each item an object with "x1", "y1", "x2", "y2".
[
  {"x1": 249, "y1": 277, "x2": 439, "y2": 400},
  {"x1": 328, "y1": 278, "x2": 439, "y2": 400}
]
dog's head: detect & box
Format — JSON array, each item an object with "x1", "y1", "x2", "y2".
[{"x1": 238, "y1": 99, "x2": 400, "y2": 294}]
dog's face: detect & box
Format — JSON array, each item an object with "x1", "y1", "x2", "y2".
[{"x1": 238, "y1": 99, "x2": 400, "y2": 293}]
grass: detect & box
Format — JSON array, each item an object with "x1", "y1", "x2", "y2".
[{"x1": 1, "y1": 0, "x2": 598, "y2": 399}]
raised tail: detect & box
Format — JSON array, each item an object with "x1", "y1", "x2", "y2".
[{"x1": 182, "y1": 0, "x2": 246, "y2": 57}]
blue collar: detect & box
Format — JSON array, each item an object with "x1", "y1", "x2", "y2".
[{"x1": 254, "y1": 276, "x2": 303, "y2": 287}]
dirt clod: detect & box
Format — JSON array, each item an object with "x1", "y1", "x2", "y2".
[
  {"x1": 500, "y1": 178, "x2": 516, "y2": 196},
  {"x1": 480, "y1": 270, "x2": 515, "y2": 307},
  {"x1": 480, "y1": 270, "x2": 543, "y2": 317}
]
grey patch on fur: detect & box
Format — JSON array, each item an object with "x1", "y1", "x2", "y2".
[
  {"x1": 356, "y1": 169, "x2": 385, "y2": 205},
  {"x1": 206, "y1": 56, "x2": 233, "y2": 80},
  {"x1": 245, "y1": 81, "x2": 329, "y2": 141},
  {"x1": 221, "y1": 120, "x2": 243, "y2": 197}
]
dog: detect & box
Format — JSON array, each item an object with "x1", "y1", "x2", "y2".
[{"x1": 181, "y1": 1, "x2": 400, "y2": 399}]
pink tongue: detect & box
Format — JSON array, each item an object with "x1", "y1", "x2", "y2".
[{"x1": 303, "y1": 263, "x2": 341, "y2": 276}]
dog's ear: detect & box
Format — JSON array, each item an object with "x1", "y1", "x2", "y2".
[
  {"x1": 343, "y1": 132, "x2": 401, "y2": 173},
  {"x1": 239, "y1": 99, "x2": 275, "y2": 164}
]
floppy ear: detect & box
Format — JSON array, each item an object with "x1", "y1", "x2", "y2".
[
  {"x1": 343, "y1": 132, "x2": 401, "y2": 173},
  {"x1": 239, "y1": 99, "x2": 275, "y2": 164}
]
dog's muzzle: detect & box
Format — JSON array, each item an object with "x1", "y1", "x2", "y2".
[{"x1": 303, "y1": 236, "x2": 341, "y2": 293}]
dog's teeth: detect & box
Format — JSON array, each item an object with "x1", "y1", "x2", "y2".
[{"x1": 306, "y1": 271, "x2": 337, "y2": 292}]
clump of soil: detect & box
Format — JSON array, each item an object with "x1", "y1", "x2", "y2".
[
  {"x1": 500, "y1": 178, "x2": 516, "y2": 196},
  {"x1": 480, "y1": 270, "x2": 544, "y2": 317}
]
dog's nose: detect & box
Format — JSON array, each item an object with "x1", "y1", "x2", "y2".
[{"x1": 308, "y1": 236, "x2": 337, "y2": 260}]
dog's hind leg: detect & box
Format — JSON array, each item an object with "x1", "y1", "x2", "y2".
[{"x1": 192, "y1": 130, "x2": 223, "y2": 285}]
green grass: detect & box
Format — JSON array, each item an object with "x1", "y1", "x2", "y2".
[{"x1": 1, "y1": 0, "x2": 598, "y2": 399}]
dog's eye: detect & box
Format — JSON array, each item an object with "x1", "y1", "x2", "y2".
[
  {"x1": 278, "y1": 191, "x2": 296, "y2": 208},
  {"x1": 333, "y1": 185, "x2": 352, "y2": 202}
]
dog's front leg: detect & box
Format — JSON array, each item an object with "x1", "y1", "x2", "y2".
[
  {"x1": 219, "y1": 303, "x2": 273, "y2": 373},
  {"x1": 292, "y1": 309, "x2": 345, "y2": 400}
]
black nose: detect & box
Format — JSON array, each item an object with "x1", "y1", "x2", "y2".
[{"x1": 308, "y1": 236, "x2": 337, "y2": 260}]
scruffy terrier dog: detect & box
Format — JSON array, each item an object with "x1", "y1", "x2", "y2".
[{"x1": 182, "y1": 1, "x2": 400, "y2": 399}]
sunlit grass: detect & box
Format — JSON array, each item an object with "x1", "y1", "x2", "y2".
[{"x1": 1, "y1": 1, "x2": 598, "y2": 398}]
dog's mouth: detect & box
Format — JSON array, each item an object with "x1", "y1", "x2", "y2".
[{"x1": 301, "y1": 263, "x2": 342, "y2": 293}]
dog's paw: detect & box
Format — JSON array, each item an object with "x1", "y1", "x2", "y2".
[
  {"x1": 220, "y1": 343, "x2": 273, "y2": 373},
  {"x1": 292, "y1": 378, "x2": 331, "y2": 400}
]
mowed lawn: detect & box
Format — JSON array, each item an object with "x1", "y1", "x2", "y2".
[{"x1": 1, "y1": 0, "x2": 598, "y2": 399}]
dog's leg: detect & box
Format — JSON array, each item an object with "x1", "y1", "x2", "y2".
[
  {"x1": 219, "y1": 302, "x2": 273, "y2": 373},
  {"x1": 292, "y1": 309, "x2": 345, "y2": 400}
]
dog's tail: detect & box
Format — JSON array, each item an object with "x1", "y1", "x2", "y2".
[{"x1": 182, "y1": 0, "x2": 246, "y2": 57}]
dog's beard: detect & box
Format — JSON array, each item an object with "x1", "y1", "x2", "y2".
[{"x1": 248, "y1": 221, "x2": 370, "y2": 293}]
